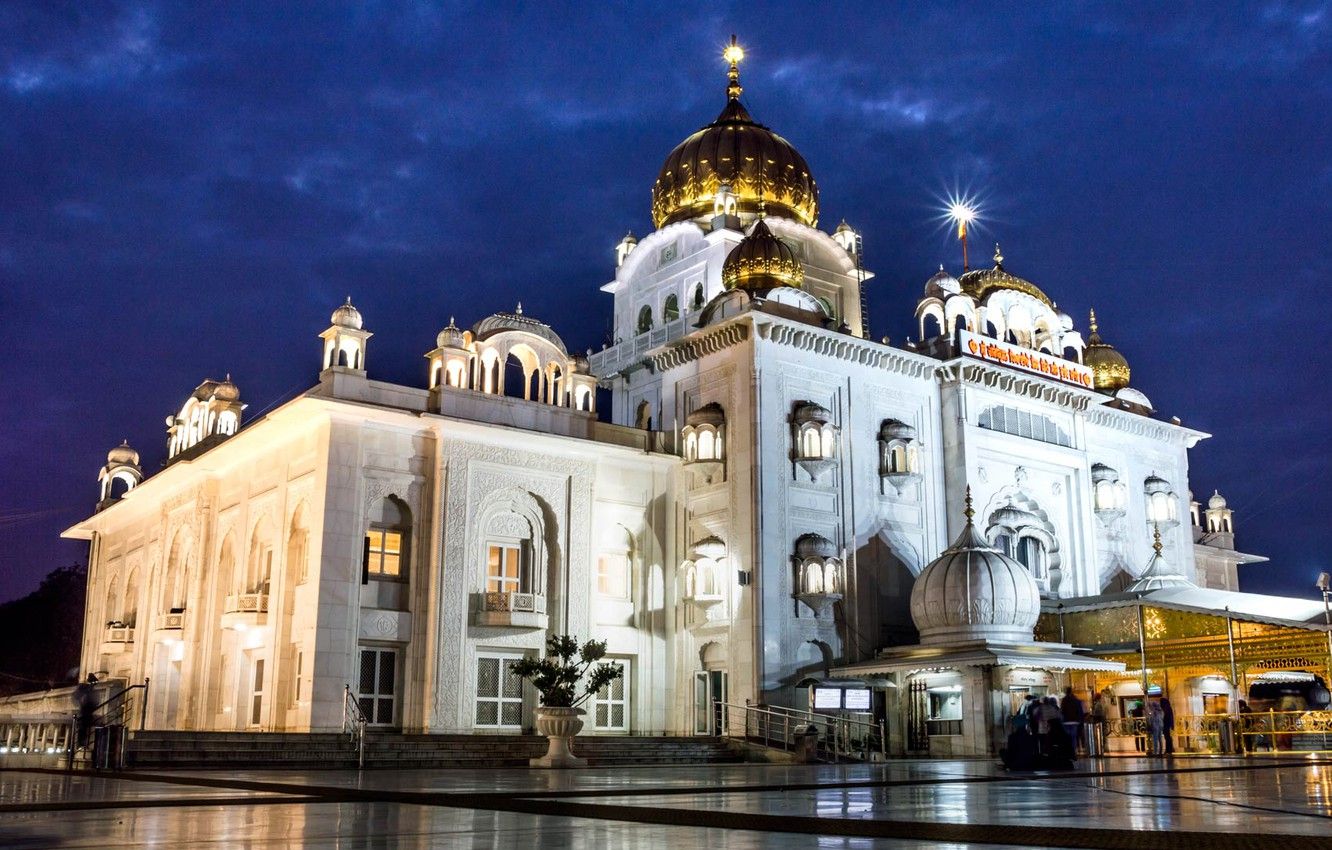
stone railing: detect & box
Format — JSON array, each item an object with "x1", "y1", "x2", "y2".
[
  {"x1": 224, "y1": 593, "x2": 269, "y2": 614},
  {"x1": 475, "y1": 591, "x2": 548, "y2": 629},
  {"x1": 157, "y1": 612, "x2": 185, "y2": 631}
]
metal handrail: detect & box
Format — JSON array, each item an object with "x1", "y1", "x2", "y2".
[
  {"x1": 718, "y1": 702, "x2": 886, "y2": 762},
  {"x1": 342, "y1": 684, "x2": 368, "y2": 769},
  {"x1": 1104, "y1": 709, "x2": 1332, "y2": 753}
]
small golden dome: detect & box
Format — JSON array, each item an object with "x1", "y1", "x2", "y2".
[
  {"x1": 651, "y1": 40, "x2": 818, "y2": 229},
  {"x1": 957, "y1": 244, "x2": 1054, "y2": 308},
  {"x1": 722, "y1": 218, "x2": 804, "y2": 290},
  {"x1": 1083, "y1": 308, "x2": 1131, "y2": 392}
]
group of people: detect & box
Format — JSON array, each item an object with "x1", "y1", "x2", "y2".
[{"x1": 1000, "y1": 687, "x2": 1087, "y2": 771}]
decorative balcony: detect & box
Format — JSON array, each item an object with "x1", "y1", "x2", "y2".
[
  {"x1": 158, "y1": 612, "x2": 185, "y2": 631},
  {"x1": 101, "y1": 625, "x2": 135, "y2": 654},
  {"x1": 221, "y1": 593, "x2": 269, "y2": 630},
  {"x1": 474, "y1": 591, "x2": 548, "y2": 629}
]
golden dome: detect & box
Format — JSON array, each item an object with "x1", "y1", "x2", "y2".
[
  {"x1": 1083, "y1": 308, "x2": 1131, "y2": 392},
  {"x1": 957, "y1": 244, "x2": 1054, "y2": 309},
  {"x1": 722, "y1": 217, "x2": 804, "y2": 290},
  {"x1": 651, "y1": 41, "x2": 818, "y2": 229}
]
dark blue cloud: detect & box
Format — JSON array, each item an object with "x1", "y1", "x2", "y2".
[{"x1": 2, "y1": 1, "x2": 1329, "y2": 600}]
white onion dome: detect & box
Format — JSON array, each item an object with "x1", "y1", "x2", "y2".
[
  {"x1": 436, "y1": 317, "x2": 466, "y2": 349},
  {"x1": 924, "y1": 265, "x2": 961, "y2": 298},
  {"x1": 909, "y1": 490, "x2": 1041, "y2": 644},
  {"x1": 794, "y1": 533, "x2": 837, "y2": 560},
  {"x1": 107, "y1": 440, "x2": 139, "y2": 466},
  {"x1": 1090, "y1": 462, "x2": 1117, "y2": 483},
  {"x1": 879, "y1": 419, "x2": 916, "y2": 441},
  {"x1": 1208, "y1": 490, "x2": 1227, "y2": 510},
  {"x1": 332, "y1": 297, "x2": 364, "y2": 330},
  {"x1": 691, "y1": 535, "x2": 726, "y2": 560},
  {"x1": 1126, "y1": 526, "x2": 1194, "y2": 593}
]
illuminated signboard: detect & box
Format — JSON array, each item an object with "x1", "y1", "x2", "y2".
[
  {"x1": 842, "y1": 688, "x2": 872, "y2": 711},
  {"x1": 812, "y1": 687, "x2": 842, "y2": 710},
  {"x1": 957, "y1": 329, "x2": 1093, "y2": 389}
]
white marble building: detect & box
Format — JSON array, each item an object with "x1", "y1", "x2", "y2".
[{"x1": 66, "y1": 44, "x2": 1269, "y2": 742}]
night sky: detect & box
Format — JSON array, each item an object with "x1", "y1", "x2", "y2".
[{"x1": 2, "y1": 3, "x2": 1329, "y2": 603}]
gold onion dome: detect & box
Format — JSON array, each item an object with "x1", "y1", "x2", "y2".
[
  {"x1": 957, "y1": 244, "x2": 1055, "y2": 309},
  {"x1": 721, "y1": 217, "x2": 804, "y2": 290},
  {"x1": 1083, "y1": 308, "x2": 1132, "y2": 392},
  {"x1": 651, "y1": 37, "x2": 818, "y2": 229}
]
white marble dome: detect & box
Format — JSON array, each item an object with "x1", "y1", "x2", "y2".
[
  {"x1": 1208, "y1": 490, "x2": 1227, "y2": 510},
  {"x1": 332, "y1": 297, "x2": 363, "y2": 329},
  {"x1": 909, "y1": 499, "x2": 1041, "y2": 645}
]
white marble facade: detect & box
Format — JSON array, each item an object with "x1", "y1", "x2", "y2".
[{"x1": 67, "y1": 47, "x2": 1259, "y2": 737}]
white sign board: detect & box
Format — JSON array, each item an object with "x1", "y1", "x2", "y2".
[
  {"x1": 842, "y1": 688, "x2": 872, "y2": 711},
  {"x1": 812, "y1": 687, "x2": 842, "y2": 710}
]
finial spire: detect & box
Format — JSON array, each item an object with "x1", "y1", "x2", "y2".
[
  {"x1": 724, "y1": 35, "x2": 744, "y2": 101},
  {"x1": 1089, "y1": 307, "x2": 1099, "y2": 334},
  {"x1": 1152, "y1": 523, "x2": 1163, "y2": 556},
  {"x1": 515, "y1": 301, "x2": 523, "y2": 315},
  {"x1": 993, "y1": 243, "x2": 1004, "y2": 267},
  {"x1": 345, "y1": 295, "x2": 352, "y2": 305},
  {"x1": 963, "y1": 486, "x2": 975, "y2": 525}
]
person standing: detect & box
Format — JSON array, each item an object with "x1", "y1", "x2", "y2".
[
  {"x1": 1146, "y1": 697, "x2": 1165, "y2": 757},
  {"x1": 1129, "y1": 701, "x2": 1146, "y2": 753},
  {"x1": 1159, "y1": 696, "x2": 1175, "y2": 755},
  {"x1": 1238, "y1": 699, "x2": 1253, "y2": 754},
  {"x1": 1091, "y1": 692, "x2": 1109, "y2": 753},
  {"x1": 1060, "y1": 686, "x2": 1086, "y2": 754}
]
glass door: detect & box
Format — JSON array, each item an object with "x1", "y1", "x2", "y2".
[
  {"x1": 693, "y1": 670, "x2": 728, "y2": 735},
  {"x1": 592, "y1": 659, "x2": 630, "y2": 732}
]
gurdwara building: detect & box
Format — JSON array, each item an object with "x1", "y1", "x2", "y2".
[{"x1": 65, "y1": 45, "x2": 1329, "y2": 756}]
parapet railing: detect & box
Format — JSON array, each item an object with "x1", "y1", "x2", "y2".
[
  {"x1": 342, "y1": 684, "x2": 368, "y2": 769},
  {"x1": 717, "y1": 702, "x2": 885, "y2": 762},
  {"x1": 1104, "y1": 709, "x2": 1332, "y2": 753}
]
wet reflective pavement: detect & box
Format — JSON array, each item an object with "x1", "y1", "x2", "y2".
[{"x1": 0, "y1": 757, "x2": 1329, "y2": 848}]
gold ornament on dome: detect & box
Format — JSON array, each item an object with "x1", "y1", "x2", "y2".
[
  {"x1": 956, "y1": 243, "x2": 1056, "y2": 308},
  {"x1": 721, "y1": 217, "x2": 804, "y2": 290},
  {"x1": 651, "y1": 37, "x2": 819, "y2": 229},
  {"x1": 1083, "y1": 308, "x2": 1132, "y2": 392}
]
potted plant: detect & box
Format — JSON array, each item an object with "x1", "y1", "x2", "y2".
[{"x1": 509, "y1": 635, "x2": 623, "y2": 768}]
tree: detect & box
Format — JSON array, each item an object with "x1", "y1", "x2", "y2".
[
  {"x1": 0, "y1": 565, "x2": 86, "y2": 696},
  {"x1": 508, "y1": 635, "x2": 622, "y2": 708}
]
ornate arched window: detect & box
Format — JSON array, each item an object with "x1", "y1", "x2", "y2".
[
  {"x1": 637, "y1": 305, "x2": 654, "y2": 335},
  {"x1": 245, "y1": 517, "x2": 275, "y2": 596},
  {"x1": 986, "y1": 504, "x2": 1058, "y2": 595},
  {"x1": 682, "y1": 403, "x2": 726, "y2": 484},
  {"x1": 792, "y1": 533, "x2": 841, "y2": 617},
  {"x1": 1144, "y1": 474, "x2": 1178, "y2": 526},
  {"x1": 1092, "y1": 464, "x2": 1128, "y2": 515},
  {"x1": 792, "y1": 402, "x2": 837, "y2": 483},
  {"x1": 664, "y1": 294, "x2": 680, "y2": 323}
]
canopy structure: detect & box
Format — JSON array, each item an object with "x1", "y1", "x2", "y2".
[
  {"x1": 833, "y1": 638, "x2": 1125, "y2": 678},
  {"x1": 1038, "y1": 590, "x2": 1332, "y2": 692}
]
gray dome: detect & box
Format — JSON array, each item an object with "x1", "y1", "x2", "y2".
[
  {"x1": 1144, "y1": 473, "x2": 1172, "y2": 495},
  {"x1": 214, "y1": 377, "x2": 240, "y2": 401},
  {"x1": 107, "y1": 441, "x2": 139, "y2": 466},
  {"x1": 472, "y1": 306, "x2": 567, "y2": 353},
  {"x1": 332, "y1": 297, "x2": 363, "y2": 330},
  {"x1": 436, "y1": 317, "x2": 466, "y2": 349},
  {"x1": 1126, "y1": 527, "x2": 1193, "y2": 593},
  {"x1": 909, "y1": 495, "x2": 1041, "y2": 644},
  {"x1": 686, "y1": 403, "x2": 726, "y2": 428},
  {"x1": 924, "y1": 265, "x2": 961, "y2": 298},
  {"x1": 792, "y1": 401, "x2": 832, "y2": 425},
  {"x1": 794, "y1": 533, "x2": 837, "y2": 560},
  {"x1": 1208, "y1": 490, "x2": 1227, "y2": 510}
]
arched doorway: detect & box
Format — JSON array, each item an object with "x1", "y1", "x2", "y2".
[{"x1": 694, "y1": 642, "x2": 728, "y2": 735}]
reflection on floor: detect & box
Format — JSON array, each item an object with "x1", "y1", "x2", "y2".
[{"x1": 0, "y1": 756, "x2": 1329, "y2": 849}]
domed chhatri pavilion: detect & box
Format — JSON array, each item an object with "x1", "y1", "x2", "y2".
[{"x1": 60, "y1": 39, "x2": 1328, "y2": 757}]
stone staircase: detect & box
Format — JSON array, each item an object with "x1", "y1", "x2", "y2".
[{"x1": 124, "y1": 730, "x2": 739, "y2": 770}]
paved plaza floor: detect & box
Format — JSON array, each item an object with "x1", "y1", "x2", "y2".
[{"x1": 0, "y1": 756, "x2": 1330, "y2": 848}]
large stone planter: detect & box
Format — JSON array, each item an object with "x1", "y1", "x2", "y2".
[{"x1": 531, "y1": 706, "x2": 586, "y2": 768}]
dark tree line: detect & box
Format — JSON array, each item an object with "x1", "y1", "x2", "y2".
[{"x1": 0, "y1": 565, "x2": 86, "y2": 696}]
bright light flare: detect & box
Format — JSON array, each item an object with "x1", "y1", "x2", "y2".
[
  {"x1": 723, "y1": 43, "x2": 744, "y2": 66},
  {"x1": 945, "y1": 196, "x2": 980, "y2": 240}
]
